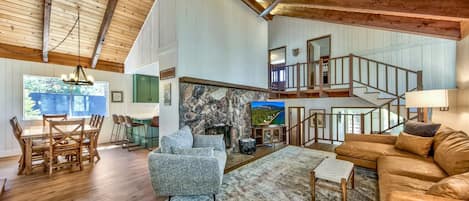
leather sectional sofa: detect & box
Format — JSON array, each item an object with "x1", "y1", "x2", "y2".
[{"x1": 335, "y1": 126, "x2": 469, "y2": 201}]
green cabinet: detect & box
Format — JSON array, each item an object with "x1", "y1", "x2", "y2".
[{"x1": 133, "y1": 74, "x2": 159, "y2": 103}]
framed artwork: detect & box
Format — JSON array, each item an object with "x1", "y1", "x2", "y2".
[
  {"x1": 111, "y1": 91, "x2": 123, "y2": 103},
  {"x1": 163, "y1": 83, "x2": 171, "y2": 106},
  {"x1": 309, "y1": 109, "x2": 325, "y2": 128}
]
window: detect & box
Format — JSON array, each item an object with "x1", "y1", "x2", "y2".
[{"x1": 23, "y1": 75, "x2": 109, "y2": 120}]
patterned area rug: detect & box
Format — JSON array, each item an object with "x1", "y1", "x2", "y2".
[{"x1": 171, "y1": 146, "x2": 378, "y2": 201}]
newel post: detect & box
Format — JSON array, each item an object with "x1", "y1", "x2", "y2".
[
  {"x1": 349, "y1": 54, "x2": 354, "y2": 97},
  {"x1": 360, "y1": 113, "x2": 365, "y2": 134}
]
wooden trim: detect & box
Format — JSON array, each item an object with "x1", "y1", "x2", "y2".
[
  {"x1": 306, "y1": 35, "x2": 331, "y2": 61},
  {"x1": 461, "y1": 21, "x2": 469, "y2": 39},
  {"x1": 42, "y1": 0, "x2": 52, "y2": 63},
  {"x1": 260, "y1": 0, "x2": 282, "y2": 17},
  {"x1": 91, "y1": 0, "x2": 118, "y2": 68},
  {"x1": 0, "y1": 43, "x2": 123, "y2": 73},
  {"x1": 160, "y1": 67, "x2": 176, "y2": 80},
  {"x1": 179, "y1": 77, "x2": 270, "y2": 93},
  {"x1": 240, "y1": 0, "x2": 274, "y2": 20},
  {"x1": 280, "y1": 0, "x2": 469, "y2": 21},
  {"x1": 274, "y1": 6, "x2": 463, "y2": 40}
]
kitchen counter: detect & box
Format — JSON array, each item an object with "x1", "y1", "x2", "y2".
[{"x1": 129, "y1": 114, "x2": 157, "y2": 121}]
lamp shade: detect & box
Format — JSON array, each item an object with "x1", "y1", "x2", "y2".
[{"x1": 405, "y1": 89, "x2": 448, "y2": 108}]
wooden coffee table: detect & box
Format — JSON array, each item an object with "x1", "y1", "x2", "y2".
[{"x1": 310, "y1": 158, "x2": 355, "y2": 201}]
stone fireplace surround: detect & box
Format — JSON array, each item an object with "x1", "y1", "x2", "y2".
[{"x1": 179, "y1": 77, "x2": 270, "y2": 153}]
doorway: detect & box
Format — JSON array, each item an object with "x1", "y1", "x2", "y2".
[
  {"x1": 269, "y1": 46, "x2": 287, "y2": 90},
  {"x1": 307, "y1": 35, "x2": 331, "y2": 88},
  {"x1": 288, "y1": 107, "x2": 305, "y2": 146}
]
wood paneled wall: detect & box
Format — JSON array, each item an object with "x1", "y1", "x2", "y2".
[{"x1": 269, "y1": 16, "x2": 457, "y2": 90}]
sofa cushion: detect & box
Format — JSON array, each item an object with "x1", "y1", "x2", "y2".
[
  {"x1": 404, "y1": 121, "x2": 441, "y2": 137},
  {"x1": 427, "y1": 172, "x2": 469, "y2": 200},
  {"x1": 193, "y1": 134, "x2": 225, "y2": 151},
  {"x1": 172, "y1": 147, "x2": 214, "y2": 157},
  {"x1": 160, "y1": 126, "x2": 194, "y2": 153},
  {"x1": 395, "y1": 132, "x2": 433, "y2": 158},
  {"x1": 378, "y1": 156, "x2": 448, "y2": 182},
  {"x1": 335, "y1": 141, "x2": 423, "y2": 162},
  {"x1": 434, "y1": 131, "x2": 469, "y2": 175},
  {"x1": 379, "y1": 174, "x2": 435, "y2": 201},
  {"x1": 433, "y1": 126, "x2": 459, "y2": 151}
]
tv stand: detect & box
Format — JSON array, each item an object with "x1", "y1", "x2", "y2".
[{"x1": 251, "y1": 126, "x2": 286, "y2": 146}]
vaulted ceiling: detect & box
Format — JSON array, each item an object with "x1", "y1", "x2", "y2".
[
  {"x1": 242, "y1": 0, "x2": 469, "y2": 41},
  {"x1": 0, "y1": 0, "x2": 154, "y2": 73}
]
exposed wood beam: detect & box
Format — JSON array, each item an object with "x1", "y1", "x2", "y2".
[
  {"x1": 280, "y1": 0, "x2": 469, "y2": 21},
  {"x1": 0, "y1": 43, "x2": 124, "y2": 73},
  {"x1": 240, "y1": 0, "x2": 273, "y2": 20},
  {"x1": 274, "y1": 6, "x2": 463, "y2": 40},
  {"x1": 260, "y1": 0, "x2": 282, "y2": 18},
  {"x1": 42, "y1": 0, "x2": 51, "y2": 63},
  {"x1": 462, "y1": 21, "x2": 469, "y2": 39},
  {"x1": 91, "y1": 0, "x2": 118, "y2": 69}
]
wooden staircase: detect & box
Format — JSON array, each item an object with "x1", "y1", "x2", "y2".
[{"x1": 271, "y1": 54, "x2": 423, "y2": 141}]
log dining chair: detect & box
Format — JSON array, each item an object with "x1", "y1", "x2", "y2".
[
  {"x1": 45, "y1": 119, "x2": 85, "y2": 175},
  {"x1": 10, "y1": 116, "x2": 47, "y2": 175},
  {"x1": 42, "y1": 114, "x2": 68, "y2": 127},
  {"x1": 89, "y1": 114, "x2": 98, "y2": 127},
  {"x1": 83, "y1": 115, "x2": 104, "y2": 163},
  {"x1": 123, "y1": 115, "x2": 145, "y2": 151}
]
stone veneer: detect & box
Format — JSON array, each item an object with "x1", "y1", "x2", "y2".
[{"x1": 179, "y1": 82, "x2": 269, "y2": 152}]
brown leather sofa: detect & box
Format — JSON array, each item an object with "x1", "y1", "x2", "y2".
[{"x1": 335, "y1": 126, "x2": 469, "y2": 201}]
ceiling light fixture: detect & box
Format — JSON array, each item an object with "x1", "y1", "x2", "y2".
[{"x1": 62, "y1": 5, "x2": 94, "y2": 86}]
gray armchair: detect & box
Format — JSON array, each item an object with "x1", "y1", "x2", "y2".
[{"x1": 148, "y1": 126, "x2": 227, "y2": 198}]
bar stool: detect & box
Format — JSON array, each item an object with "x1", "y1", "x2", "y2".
[
  {"x1": 149, "y1": 116, "x2": 159, "y2": 149},
  {"x1": 118, "y1": 115, "x2": 126, "y2": 145},
  {"x1": 110, "y1": 114, "x2": 120, "y2": 143},
  {"x1": 124, "y1": 115, "x2": 146, "y2": 151}
]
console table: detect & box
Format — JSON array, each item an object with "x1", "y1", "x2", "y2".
[{"x1": 251, "y1": 126, "x2": 286, "y2": 146}]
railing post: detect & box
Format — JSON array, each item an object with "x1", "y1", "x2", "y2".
[
  {"x1": 416, "y1": 70, "x2": 425, "y2": 122},
  {"x1": 319, "y1": 59, "x2": 324, "y2": 95},
  {"x1": 296, "y1": 63, "x2": 301, "y2": 97},
  {"x1": 314, "y1": 113, "x2": 318, "y2": 143},
  {"x1": 349, "y1": 54, "x2": 354, "y2": 97},
  {"x1": 360, "y1": 113, "x2": 365, "y2": 134}
]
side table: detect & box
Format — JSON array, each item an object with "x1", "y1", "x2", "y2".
[{"x1": 311, "y1": 158, "x2": 355, "y2": 201}]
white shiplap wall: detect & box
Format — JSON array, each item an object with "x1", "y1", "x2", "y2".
[
  {"x1": 269, "y1": 16, "x2": 457, "y2": 90},
  {"x1": 0, "y1": 58, "x2": 157, "y2": 157}
]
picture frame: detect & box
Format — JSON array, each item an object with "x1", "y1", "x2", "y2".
[
  {"x1": 163, "y1": 83, "x2": 171, "y2": 106},
  {"x1": 309, "y1": 109, "x2": 325, "y2": 128},
  {"x1": 111, "y1": 91, "x2": 123, "y2": 103}
]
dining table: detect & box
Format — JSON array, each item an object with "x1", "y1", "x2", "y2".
[{"x1": 21, "y1": 124, "x2": 100, "y2": 175}]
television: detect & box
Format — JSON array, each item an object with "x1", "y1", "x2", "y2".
[{"x1": 251, "y1": 101, "x2": 285, "y2": 126}]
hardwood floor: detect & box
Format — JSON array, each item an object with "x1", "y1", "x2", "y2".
[
  {"x1": 0, "y1": 146, "x2": 165, "y2": 201},
  {"x1": 0, "y1": 143, "x2": 335, "y2": 201}
]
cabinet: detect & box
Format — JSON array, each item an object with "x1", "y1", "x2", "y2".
[
  {"x1": 133, "y1": 74, "x2": 159, "y2": 103},
  {"x1": 251, "y1": 126, "x2": 286, "y2": 146}
]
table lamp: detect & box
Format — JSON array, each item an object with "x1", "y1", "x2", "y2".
[{"x1": 405, "y1": 89, "x2": 449, "y2": 122}]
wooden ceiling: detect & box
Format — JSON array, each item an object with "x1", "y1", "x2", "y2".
[
  {"x1": 0, "y1": 0, "x2": 154, "y2": 73},
  {"x1": 242, "y1": 0, "x2": 469, "y2": 40}
]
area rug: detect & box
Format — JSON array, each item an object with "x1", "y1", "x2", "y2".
[{"x1": 171, "y1": 146, "x2": 378, "y2": 201}]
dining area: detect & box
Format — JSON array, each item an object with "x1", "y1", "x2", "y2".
[{"x1": 11, "y1": 114, "x2": 104, "y2": 176}]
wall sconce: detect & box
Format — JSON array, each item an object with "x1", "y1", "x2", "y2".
[{"x1": 292, "y1": 48, "x2": 300, "y2": 57}]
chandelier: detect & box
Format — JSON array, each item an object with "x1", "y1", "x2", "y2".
[{"x1": 61, "y1": 5, "x2": 94, "y2": 86}]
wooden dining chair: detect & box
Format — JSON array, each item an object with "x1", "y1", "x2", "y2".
[
  {"x1": 83, "y1": 115, "x2": 104, "y2": 163},
  {"x1": 45, "y1": 119, "x2": 85, "y2": 175},
  {"x1": 42, "y1": 114, "x2": 68, "y2": 127},
  {"x1": 10, "y1": 116, "x2": 47, "y2": 175},
  {"x1": 89, "y1": 114, "x2": 97, "y2": 127}
]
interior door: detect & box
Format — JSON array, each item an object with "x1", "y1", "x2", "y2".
[{"x1": 288, "y1": 107, "x2": 305, "y2": 146}]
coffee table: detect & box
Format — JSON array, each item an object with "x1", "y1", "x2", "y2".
[{"x1": 310, "y1": 158, "x2": 355, "y2": 201}]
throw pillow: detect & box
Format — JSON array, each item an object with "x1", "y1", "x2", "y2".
[
  {"x1": 394, "y1": 132, "x2": 433, "y2": 158},
  {"x1": 172, "y1": 147, "x2": 214, "y2": 157},
  {"x1": 404, "y1": 121, "x2": 441, "y2": 137},
  {"x1": 160, "y1": 126, "x2": 194, "y2": 153},
  {"x1": 193, "y1": 134, "x2": 225, "y2": 151},
  {"x1": 434, "y1": 131, "x2": 469, "y2": 175},
  {"x1": 427, "y1": 172, "x2": 469, "y2": 200}
]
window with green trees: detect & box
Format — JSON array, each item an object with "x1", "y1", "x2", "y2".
[{"x1": 23, "y1": 75, "x2": 109, "y2": 120}]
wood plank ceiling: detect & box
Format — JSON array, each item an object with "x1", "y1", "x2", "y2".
[
  {"x1": 243, "y1": 0, "x2": 469, "y2": 40},
  {"x1": 0, "y1": 0, "x2": 154, "y2": 73}
]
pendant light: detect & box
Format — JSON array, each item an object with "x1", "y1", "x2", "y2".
[{"x1": 62, "y1": 5, "x2": 94, "y2": 86}]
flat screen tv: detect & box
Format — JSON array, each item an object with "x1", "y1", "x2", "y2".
[{"x1": 251, "y1": 101, "x2": 285, "y2": 126}]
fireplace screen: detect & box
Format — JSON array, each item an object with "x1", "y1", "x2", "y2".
[{"x1": 205, "y1": 124, "x2": 232, "y2": 148}]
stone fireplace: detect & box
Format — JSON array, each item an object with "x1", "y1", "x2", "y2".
[{"x1": 179, "y1": 80, "x2": 269, "y2": 153}]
